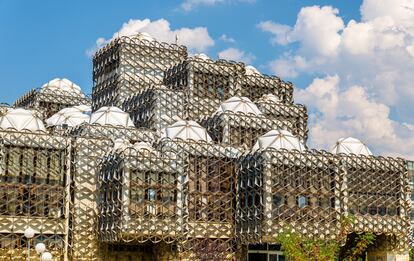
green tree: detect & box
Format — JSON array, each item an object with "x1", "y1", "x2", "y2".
[{"x1": 275, "y1": 216, "x2": 376, "y2": 261}]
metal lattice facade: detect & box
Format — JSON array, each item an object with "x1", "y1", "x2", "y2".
[
  {"x1": 0, "y1": 33, "x2": 411, "y2": 260},
  {"x1": 92, "y1": 36, "x2": 187, "y2": 111}
]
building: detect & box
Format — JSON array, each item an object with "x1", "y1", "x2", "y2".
[{"x1": 0, "y1": 33, "x2": 411, "y2": 261}]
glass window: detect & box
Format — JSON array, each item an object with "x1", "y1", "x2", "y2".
[
  {"x1": 297, "y1": 196, "x2": 308, "y2": 208},
  {"x1": 273, "y1": 194, "x2": 282, "y2": 208},
  {"x1": 269, "y1": 254, "x2": 278, "y2": 261}
]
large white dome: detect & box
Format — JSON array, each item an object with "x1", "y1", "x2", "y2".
[
  {"x1": 40, "y1": 78, "x2": 85, "y2": 97},
  {"x1": 252, "y1": 129, "x2": 305, "y2": 152},
  {"x1": 161, "y1": 120, "x2": 212, "y2": 142},
  {"x1": 216, "y1": 96, "x2": 262, "y2": 115},
  {"x1": 89, "y1": 107, "x2": 134, "y2": 127},
  {"x1": 0, "y1": 108, "x2": 46, "y2": 132},
  {"x1": 331, "y1": 137, "x2": 373, "y2": 156},
  {"x1": 46, "y1": 108, "x2": 89, "y2": 127}
]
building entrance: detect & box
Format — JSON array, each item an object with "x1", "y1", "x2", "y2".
[{"x1": 247, "y1": 244, "x2": 285, "y2": 261}]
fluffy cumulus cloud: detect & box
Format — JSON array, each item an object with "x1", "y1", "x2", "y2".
[
  {"x1": 181, "y1": 0, "x2": 255, "y2": 11},
  {"x1": 218, "y1": 47, "x2": 255, "y2": 63},
  {"x1": 88, "y1": 18, "x2": 214, "y2": 55},
  {"x1": 259, "y1": 0, "x2": 414, "y2": 158},
  {"x1": 297, "y1": 75, "x2": 414, "y2": 158}
]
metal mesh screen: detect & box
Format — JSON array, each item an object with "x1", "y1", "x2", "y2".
[{"x1": 92, "y1": 36, "x2": 187, "y2": 110}]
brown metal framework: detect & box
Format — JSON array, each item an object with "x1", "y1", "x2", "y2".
[
  {"x1": 0, "y1": 130, "x2": 71, "y2": 260},
  {"x1": 0, "y1": 33, "x2": 410, "y2": 260},
  {"x1": 237, "y1": 149, "x2": 411, "y2": 252},
  {"x1": 92, "y1": 35, "x2": 187, "y2": 110}
]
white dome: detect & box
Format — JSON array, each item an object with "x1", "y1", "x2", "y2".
[
  {"x1": 133, "y1": 142, "x2": 153, "y2": 151},
  {"x1": 331, "y1": 137, "x2": 373, "y2": 156},
  {"x1": 113, "y1": 139, "x2": 132, "y2": 151},
  {"x1": 259, "y1": 93, "x2": 281, "y2": 103},
  {"x1": 71, "y1": 105, "x2": 92, "y2": 114},
  {"x1": 252, "y1": 129, "x2": 305, "y2": 152},
  {"x1": 40, "y1": 78, "x2": 84, "y2": 97},
  {"x1": 137, "y1": 32, "x2": 155, "y2": 42},
  {"x1": 0, "y1": 108, "x2": 46, "y2": 132},
  {"x1": 245, "y1": 65, "x2": 261, "y2": 76},
  {"x1": 192, "y1": 53, "x2": 211, "y2": 61},
  {"x1": 46, "y1": 109, "x2": 89, "y2": 127},
  {"x1": 90, "y1": 107, "x2": 134, "y2": 127},
  {"x1": 161, "y1": 120, "x2": 212, "y2": 142},
  {"x1": 216, "y1": 96, "x2": 262, "y2": 115}
]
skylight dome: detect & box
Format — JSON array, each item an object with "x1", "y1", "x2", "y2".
[
  {"x1": 40, "y1": 78, "x2": 85, "y2": 97},
  {"x1": 136, "y1": 32, "x2": 155, "y2": 42},
  {"x1": 46, "y1": 109, "x2": 89, "y2": 127},
  {"x1": 133, "y1": 142, "x2": 155, "y2": 152},
  {"x1": 161, "y1": 120, "x2": 212, "y2": 142},
  {"x1": 245, "y1": 65, "x2": 261, "y2": 76},
  {"x1": 113, "y1": 139, "x2": 132, "y2": 151},
  {"x1": 216, "y1": 96, "x2": 262, "y2": 115},
  {"x1": 259, "y1": 93, "x2": 281, "y2": 103},
  {"x1": 192, "y1": 53, "x2": 211, "y2": 61},
  {"x1": 89, "y1": 107, "x2": 134, "y2": 127},
  {"x1": 71, "y1": 105, "x2": 92, "y2": 114},
  {"x1": 252, "y1": 129, "x2": 305, "y2": 152},
  {"x1": 0, "y1": 108, "x2": 46, "y2": 132},
  {"x1": 331, "y1": 137, "x2": 373, "y2": 156}
]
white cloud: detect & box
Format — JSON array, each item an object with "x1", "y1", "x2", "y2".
[
  {"x1": 297, "y1": 75, "x2": 414, "y2": 159},
  {"x1": 257, "y1": 21, "x2": 291, "y2": 45},
  {"x1": 181, "y1": 0, "x2": 225, "y2": 12},
  {"x1": 181, "y1": 0, "x2": 255, "y2": 11},
  {"x1": 218, "y1": 47, "x2": 255, "y2": 64},
  {"x1": 219, "y1": 34, "x2": 235, "y2": 43},
  {"x1": 259, "y1": 1, "x2": 414, "y2": 158},
  {"x1": 88, "y1": 18, "x2": 214, "y2": 56},
  {"x1": 259, "y1": 6, "x2": 344, "y2": 57}
]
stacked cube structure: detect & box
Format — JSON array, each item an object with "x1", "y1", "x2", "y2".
[{"x1": 0, "y1": 33, "x2": 411, "y2": 261}]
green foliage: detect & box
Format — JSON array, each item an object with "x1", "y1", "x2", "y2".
[
  {"x1": 275, "y1": 216, "x2": 376, "y2": 261},
  {"x1": 276, "y1": 228, "x2": 338, "y2": 261},
  {"x1": 409, "y1": 248, "x2": 414, "y2": 261},
  {"x1": 341, "y1": 233, "x2": 376, "y2": 261}
]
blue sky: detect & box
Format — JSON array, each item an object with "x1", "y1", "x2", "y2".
[
  {"x1": 0, "y1": 0, "x2": 361, "y2": 103},
  {"x1": 1, "y1": 0, "x2": 414, "y2": 158}
]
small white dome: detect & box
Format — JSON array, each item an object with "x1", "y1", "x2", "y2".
[
  {"x1": 90, "y1": 107, "x2": 134, "y2": 127},
  {"x1": 216, "y1": 96, "x2": 262, "y2": 115},
  {"x1": 259, "y1": 93, "x2": 281, "y2": 103},
  {"x1": 192, "y1": 53, "x2": 211, "y2": 61},
  {"x1": 252, "y1": 129, "x2": 305, "y2": 152},
  {"x1": 331, "y1": 137, "x2": 373, "y2": 156},
  {"x1": 46, "y1": 109, "x2": 89, "y2": 127},
  {"x1": 0, "y1": 108, "x2": 46, "y2": 132},
  {"x1": 40, "y1": 78, "x2": 85, "y2": 97},
  {"x1": 137, "y1": 32, "x2": 155, "y2": 42},
  {"x1": 245, "y1": 65, "x2": 261, "y2": 76},
  {"x1": 133, "y1": 142, "x2": 156, "y2": 153},
  {"x1": 113, "y1": 139, "x2": 132, "y2": 151},
  {"x1": 161, "y1": 120, "x2": 212, "y2": 142}
]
